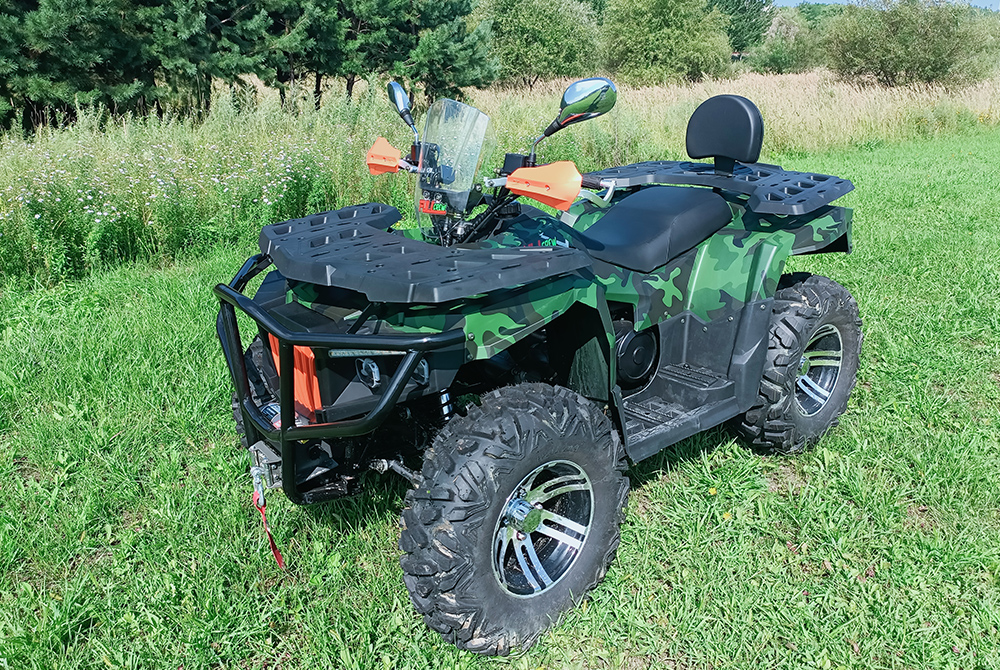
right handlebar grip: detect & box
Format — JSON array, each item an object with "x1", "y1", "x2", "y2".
[{"x1": 580, "y1": 174, "x2": 603, "y2": 190}]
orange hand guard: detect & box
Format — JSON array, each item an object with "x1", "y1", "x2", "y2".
[
  {"x1": 506, "y1": 161, "x2": 582, "y2": 211},
  {"x1": 366, "y1": 137, "x2": 401, "y2": 175}
]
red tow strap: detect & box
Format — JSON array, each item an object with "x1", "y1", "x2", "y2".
[{"x1": 253, "y1": 490, "x2": 286, "y2": 569}]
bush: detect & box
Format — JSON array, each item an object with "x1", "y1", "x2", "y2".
[
  {"x1": 603, "y1": 0, "x2": 731, "y2": 84},
  {"x1": 827, "y1": 0, "x2": 1000, "y2": 87},
  {"x1": 480, "y1": 0, "x2": 600, "y2": 86},
  {"x1": 749, "y1": 7, "x2": 822, "y2": 74}
]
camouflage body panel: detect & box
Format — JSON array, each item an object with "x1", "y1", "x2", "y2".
[
  {"x1": 380, "y1": 273, "x2": 602, "y2": 360},
  {"x1": 567, "y1": 194, "x2": 851, "y2": 329},
  {"x1": 478, "y1": 215, "x2": 575, "y2": 250},
  {"x1": 290, "y1": 270, "x2": 603, "y2": 362},
  {"x1": 784, "y1": 205, "x2": 852, "y2": 255}
]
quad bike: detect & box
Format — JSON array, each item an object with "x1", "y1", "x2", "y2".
[{"x1": 215, "y1": 78, "x2": 862, "y2": 655}]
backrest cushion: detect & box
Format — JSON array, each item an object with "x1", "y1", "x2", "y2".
[{"x1": 685, "y1": 95, "x2": 764, "y2": 165}]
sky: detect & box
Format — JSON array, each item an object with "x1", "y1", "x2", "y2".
[{"x1": 773, "y1": 0, "x2": 999, "y2": 8}]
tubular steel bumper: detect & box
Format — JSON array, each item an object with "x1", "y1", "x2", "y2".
[{"x1": 214, "y1": 253, "x2": 466, "y2": 504}]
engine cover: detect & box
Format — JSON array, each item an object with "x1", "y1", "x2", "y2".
[{"x1": 614, "y1": 320, "x2": 658, "y2": 389}]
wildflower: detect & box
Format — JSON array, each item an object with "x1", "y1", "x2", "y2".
[{"x1": 709, "y1": 487, "x2": 717, "y2": 496}]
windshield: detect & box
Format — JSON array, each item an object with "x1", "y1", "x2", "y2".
[{"x1": 415, "y1": 99, "x2": 493, "y2": 227}]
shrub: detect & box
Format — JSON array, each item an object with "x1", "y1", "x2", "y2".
[
  {"x1": 480, "y1": 0, "x2": 600, "y2": 87},
  {"x1": 749, "y1": 7, "x2": 823, "y2": 74},
  {"x1": 827, "y1": 0, "x2": 1000, "y2": 87},
  {"x1": 602, "y1": 0, "x2": 731, "y2": 84}
]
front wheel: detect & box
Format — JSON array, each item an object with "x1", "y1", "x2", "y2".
[
  {"x1": 399, "y1": 384, "x2": 629, "y2": 655},
  {"x1": 736, "y1": 273, "x2": 863, "y2": 454}
]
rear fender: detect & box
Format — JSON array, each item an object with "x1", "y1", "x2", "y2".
[
  {"x1": 599, "y1": 204, "x2": 853, "y2": 330},
  {"x1": 787, "y1": 206, "x2": 853, "y2": 256}
]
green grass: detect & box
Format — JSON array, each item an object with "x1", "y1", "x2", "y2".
[{"x1": 1, "y1": 129, "x2": 999, "y2": 669}]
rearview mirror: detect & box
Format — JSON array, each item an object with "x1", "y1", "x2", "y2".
[
  {"x1": 529, "y1": 78, "x2": 617, "y2": 164},
  {"x1": 547, "y1": 78, "x2": 617, "y2": 137},
  {"x1": 387, "y1": 81, "x2": 417, "y2": 137}
]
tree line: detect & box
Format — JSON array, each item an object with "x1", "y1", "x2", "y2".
[
  {"x1": 0, "y1": 0, "x2": 494, "y2": 130},
  {"x1": 1, "y1": 0, "x2": 997, "y2": 131}
]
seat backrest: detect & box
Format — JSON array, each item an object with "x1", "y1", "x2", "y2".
[{"x1": 685, "y1": 95, "x2": 763, "y2": 175}]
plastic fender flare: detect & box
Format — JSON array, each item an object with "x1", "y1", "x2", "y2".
[
  {"x1": 538, "y1": 289, "x2": 629, "y2": 449},
  {"x1": 788, "y1": 206, "x2": 853, "y2": 257}
]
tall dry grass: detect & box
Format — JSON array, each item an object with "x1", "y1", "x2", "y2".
[
  {"x1": 1, "y1": 70, "x2": 998, "y2": 283},
  {"x1": 473, "y1": 70, "x2": 1000, "y2": 161}
]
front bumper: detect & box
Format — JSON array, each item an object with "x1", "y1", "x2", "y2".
[{"x1": 214, "y1": 254, "x2": 466, "y2": 504}]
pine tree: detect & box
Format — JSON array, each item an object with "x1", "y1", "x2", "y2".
[
  {"x1": 406, "y1": 16, "x2": 496, "y2": 102},
  {"x1": 10, "y1": 0, "x2": 156, "y2": 128}
]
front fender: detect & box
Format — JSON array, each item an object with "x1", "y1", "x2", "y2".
[{"x1": 380, "y1": 272, "x2": 605, "y2": 361}]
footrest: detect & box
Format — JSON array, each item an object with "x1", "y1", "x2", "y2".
[
  {"x1": 622, "y1": 397, "x2": 740, "y2": 462},
  {"x1": 624, "y1": 397, "x2": 684, "y2": 437},
  {"x1": 656, "y1": 364, "x2": 734, "y2": 406},
  {"x1": 658, "y1": 364, "x2": 730, "y2": 389}
]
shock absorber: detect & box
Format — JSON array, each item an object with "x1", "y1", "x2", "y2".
[{"x1": 439, "y1": 390, "x2": 454, "y2": 421}]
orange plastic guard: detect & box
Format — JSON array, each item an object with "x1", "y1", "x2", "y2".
[
  {"x1": 268, "y1": 335, "x2": 322, "y2": 422},
  {"x1": 506, "y1": 161, "x2": 582, "y2": 211},
  {"x1": 366, "y1": 137, "x2": 401, "y2": 175}
]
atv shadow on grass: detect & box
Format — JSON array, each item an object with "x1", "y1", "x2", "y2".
[
  {"x1": 297, "y1": 423, "x2": 731, "y2": 534},
  {"x1": 625, "y1": 425, "x2": 733, "y2": 490}
]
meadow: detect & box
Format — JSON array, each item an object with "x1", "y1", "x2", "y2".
[
  {"x1": 1, "y1": 70, "x2": 999, "y2": 284},
  {"x1": 1, "y1": 72, "x2": 1000, "y2": 669}
]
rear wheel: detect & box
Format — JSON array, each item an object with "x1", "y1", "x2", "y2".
[
  {"x1": 399, "y1": 383, "x2": 629, "y2": 655},
  {"x1": 736, "y1": 273, "x2": 862, "y2": 454}
]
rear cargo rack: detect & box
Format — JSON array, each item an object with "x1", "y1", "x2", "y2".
[
  {"x1": 585, "y1": 160, "x2": 853, "y2": 216},
  {"x1": 214, "y1": 253, "x2": 466, "y2": 504}
]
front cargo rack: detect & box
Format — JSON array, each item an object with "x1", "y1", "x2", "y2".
[
  {"x1": 259, "y1": 204, "x2": 591, "y2": 303},
  {"x1": 214, "y1": 253, "x2": 466, "y2": 505}
]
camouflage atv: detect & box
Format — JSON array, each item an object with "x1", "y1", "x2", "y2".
[{"x1": 215, "y1": 78, "x2": 862, "y2": 655}]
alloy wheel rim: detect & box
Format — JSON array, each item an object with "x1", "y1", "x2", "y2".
[
  {"x1": 795, "y1": 323, "x2": 844, "y2": 417},
  {"x1": 492, "y1": 459, "x2": 594, "y2": 598}
]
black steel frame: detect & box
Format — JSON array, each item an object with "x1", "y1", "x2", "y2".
[{"x1": 214, "y1": 253, "x2": 467, "y2": 504}]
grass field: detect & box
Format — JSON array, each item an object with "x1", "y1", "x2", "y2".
[{"x1": 1, "y1": 115, "x2": 999, "y2": 668}]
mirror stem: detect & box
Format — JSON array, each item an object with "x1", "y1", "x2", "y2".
[{"x1": 527, "y1": 134, "x2": 545, "y2": 167}]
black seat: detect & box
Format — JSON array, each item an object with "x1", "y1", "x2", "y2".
[{"x1": 573, "y1": 185, "x2": 732, "y2": 273}]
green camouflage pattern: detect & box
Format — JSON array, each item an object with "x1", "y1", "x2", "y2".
[
  {"x1": 569, "y1": 198, "x2": 850, "y2": 329},
  {"x1": 289, "y1": 270, "x2": 603, "y2": 361},
  {"x1": 380, "y1": 274, "x2": 602, "y2": 360},
  {"x1": 476, "y1": 216, "x2": 573, "y2": 250},
  {"x1": 287, "y1": 188, "x2": 850, "y2": 361}
]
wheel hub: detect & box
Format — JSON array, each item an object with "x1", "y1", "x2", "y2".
[
  {"x1": 504, "y1": 498, "x2": 543, "y2": 534},
  {"x1": 795, "y1": 323, "x2": 844, "y2": 417},
  {"x1": 492, "y1": 459, "x2": 594, "y2": 598}
]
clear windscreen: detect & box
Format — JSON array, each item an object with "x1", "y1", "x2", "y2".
[{"x1": 415, "y1": 99, "x2": 493, "y2": 228}]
